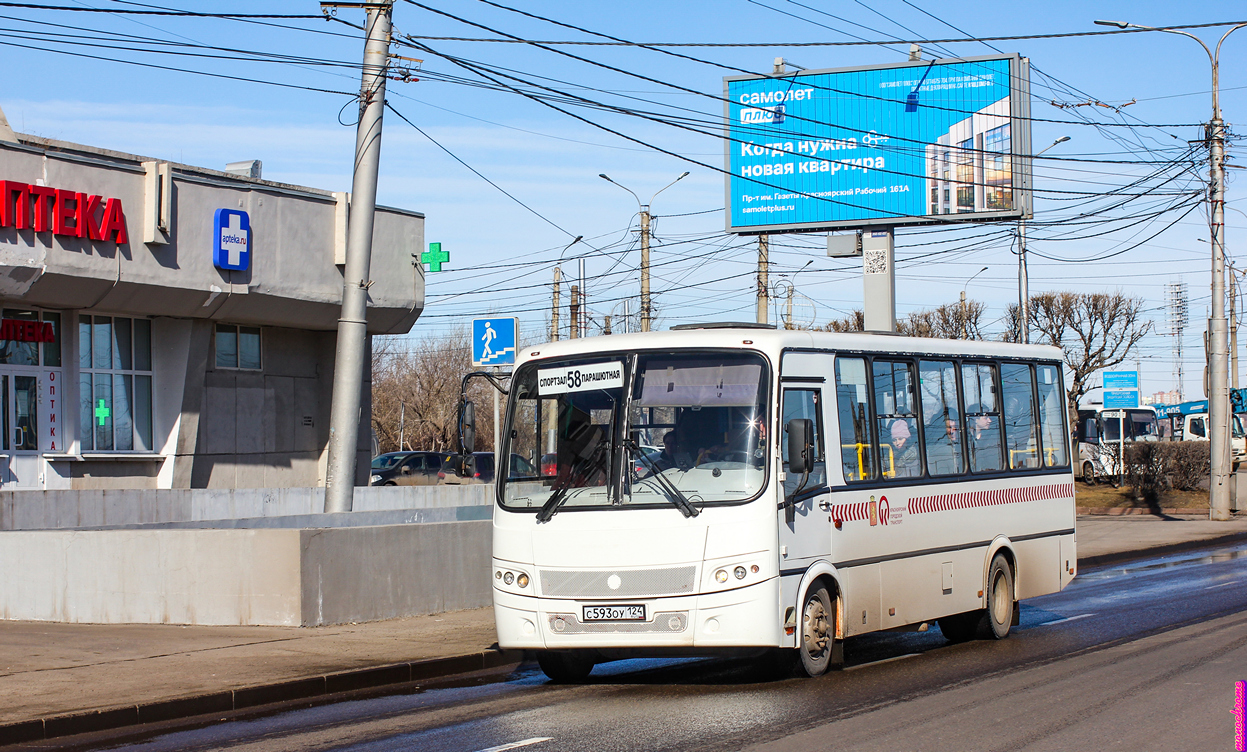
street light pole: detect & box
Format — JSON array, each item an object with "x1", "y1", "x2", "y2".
[
  {"x1": 1096, "y1": 19, "x2": 1247, "y2": 521},
  {"x1": 1021, "y1": 136, "x2": 1070, "y2": 344},
  {"x1": 961, "y1": 266, "x2": 989, "y2": 340},
  {"x1": 600, "y1": 171, "x2": 689, "y2": 332}
]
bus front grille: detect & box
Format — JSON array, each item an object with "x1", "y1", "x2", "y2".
[{"x1": 539, "y1": 566, "x2": 697, "y2": 598}]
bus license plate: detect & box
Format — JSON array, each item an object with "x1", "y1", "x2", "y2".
[{"x1": 582, "y1": 604, "x2": 646, "y2": 622}]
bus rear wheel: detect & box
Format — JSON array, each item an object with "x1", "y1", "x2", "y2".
[
  {"x1": 798, "y1": 583, "x2": 835, "y2": 677},
  {"x1": 535, "y1": 650, "x2": 595, "y2": 683}
]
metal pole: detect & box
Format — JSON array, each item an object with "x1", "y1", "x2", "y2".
[
  {"x1": 640, "y1": 207, "x2": 651, "y2": 332},
  {"x1": 1232, "y1": 268, "x2": 1239, "y2": 390},
  {"x1": 552, "y1": 267, "x2": 561, "y2": 341},
  {"x1": 493, "y1": 367, "x2": 500, "y2": 458},
  {"x1": 623, "y1": 299, "x2": 630, "y2": 334},
  {"x1": 324, "y1": 2, "x2": 392, "y2": 513},
  {"x1": 961, "y1": 290, "x2": 967, "y2": 340},
  {"x1": 399, "y1": 401, "x2": 405, "y2": 451},
  {"x1": 757, "y1": 235, "x2": 769, "y2": 325},
  {"x1": 1018, "y1": 220, "x2": 1029, "y2": 344}
]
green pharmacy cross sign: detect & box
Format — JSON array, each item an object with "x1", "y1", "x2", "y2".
[
  {"x1": 95, "y1": 399, "x2": 110, "y2": 426},
  {"x1": 421, "y1": 242, "x2": 449, "y2": 272}
]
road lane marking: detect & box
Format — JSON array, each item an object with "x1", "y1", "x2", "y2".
[
  {"x1": 844, "y1": 653, "x2": 920, "y2": 672},
  {"x1": 1038, "y1": 613, "x2": 1094, "y2": 626},
  {"x1": 1205, "y1": 580, "x2": 1241, "y2": 589},
  {"x1": 473, "y1": 738, "x2": 553, "y2": 752}
]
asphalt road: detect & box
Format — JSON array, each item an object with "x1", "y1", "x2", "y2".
[{"x1": 66, "y1": 543, "x2": 1247, "y2": 752}]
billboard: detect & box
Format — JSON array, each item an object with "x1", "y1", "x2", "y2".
[{"x1": 724, "y1": 54, "x2": 1031, "y2": 234}]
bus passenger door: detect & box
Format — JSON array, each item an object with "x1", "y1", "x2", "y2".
[{"x1": 779, "y1": 382, "x2": 831, "y2": 566}]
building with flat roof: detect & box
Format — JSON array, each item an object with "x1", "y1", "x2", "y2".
[{"x1": 0, "y1": 108, "x2": 423, "y2": 489}]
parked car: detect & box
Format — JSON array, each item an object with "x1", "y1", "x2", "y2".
[
  {"x1": 439, "y1": 452, "x2": 538, "y2": 484},
  {"x1": 370, "y1": 451, "x2": 451, "y2": 486}
]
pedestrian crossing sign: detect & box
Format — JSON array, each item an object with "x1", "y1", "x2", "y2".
[{"x1": 472, "y1": 317, "x2": 518, "y2": 367}]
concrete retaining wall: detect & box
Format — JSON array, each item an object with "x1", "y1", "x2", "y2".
[
  {"x1": 0, "y1": 521, "x2": 491, "y2": 626},
  {"x1": 0, "y1": 485, "x2": 493, "y2": 531}
]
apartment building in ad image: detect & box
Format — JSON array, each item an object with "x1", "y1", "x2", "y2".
[{"x1": 926, "y1": 96, "x2": 1014, "y2": 216}]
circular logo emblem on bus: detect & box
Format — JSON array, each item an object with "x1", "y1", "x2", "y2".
[{"x1": 607, "y1": 574, "x2": 622, "y2": 590}]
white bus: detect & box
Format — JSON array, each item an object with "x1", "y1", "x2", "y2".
[{"x1": 476, "y1": 325, "x2": 1077, "y2": 681}]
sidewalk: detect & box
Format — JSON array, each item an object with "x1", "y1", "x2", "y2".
[{"x1": 3, "y1": 514, "x2": 1246, "y2": 745}]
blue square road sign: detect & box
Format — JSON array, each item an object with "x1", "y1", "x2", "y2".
[{"x1": 473, "y1": 317, "x2": 518, "y2": 367}]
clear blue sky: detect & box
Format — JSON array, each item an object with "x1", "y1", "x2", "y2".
[{"x1": 2, "y1": 1, "x2": 1246, "y2": 399}]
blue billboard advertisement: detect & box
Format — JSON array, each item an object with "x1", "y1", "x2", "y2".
[{"x1": 724, "y1": 54, "x2": 1030, "y2": 234}]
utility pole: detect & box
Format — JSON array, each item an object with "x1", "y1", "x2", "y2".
[
  {"x1": 552, "y1": 267, "x2": 561, "y2": 341},
  {"x1": 604, "y1": 315, "x2": 612, "y2": 335},
  {"x1": 757, "y1": 235, "x2": 769, "y2": 325},
  {"x1": 579, "y1": 258, "x2": 587, "y2": 338},
  {"x1": 640, "y1": 207, "x2": 651, "y2": 332},
  {"x1": 600, "y1": 171, "x2": 688, "y2": 334},
  {"x1": 1020, "y1": 136, "x2": 1070, "y2": 344},
  {"x1": 1095, "y1": 19, "x2": 1246, "y2": 521},
  {"x1": 569, "y1": 284, "x2": 580, "y2": 339},
  {"x1": 398, "y1": 401, "x2": 405, "y2": 451},
  {"x1": 623, "y1": 299, "x2": 630, "y2": 334},
  {"x1": 324, "y1": 1, "x2": 392, "y2": 514}
]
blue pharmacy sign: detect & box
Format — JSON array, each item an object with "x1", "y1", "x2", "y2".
[
  {"x1": 723, "y1": 54, "x2": 1031, "y2": 233},
  {"x1": 1103, "y1": 390, "x2": 1140, "y2": 409},
  {"x1": 472, "y1": 317, "x2": 518, "y2": 367},
  {"x1": 213, "y1": 208, "x2": 251, "y2": 271}
]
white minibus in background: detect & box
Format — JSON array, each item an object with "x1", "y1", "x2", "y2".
[
  {"x1": 473, "y1": 325, "x2": 1077, "y2": 681},
  {"x1": 1075, "y1": 406, "x2": 1158, "y2": 486}
]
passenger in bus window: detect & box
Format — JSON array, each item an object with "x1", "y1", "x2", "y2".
[
  {"x1": 889, "y1": 420, "x2": 920, "y2": 477},
  {"x1": 967, "y1": 408, "x2": 1003, "y2": 472}
]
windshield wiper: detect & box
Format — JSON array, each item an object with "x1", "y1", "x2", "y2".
[
  {"x1": 536, "y1": 443, "x2": 608, "y2": 523},
  {"x1": 626, "y1": 440, "x2": 699, "y2": 518}
]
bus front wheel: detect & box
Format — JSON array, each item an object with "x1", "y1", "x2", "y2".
[
  {"x1": 535, "y1": 650, "x2": 595, "y2": 683},
  {"x1": 1081, "y1": 462, "x2": 1096, "y2": 486},
  {"x1": 983, "y1": 554, "x2": 1015, "y2": 640},
  {"x1": 798, "y1": 583, "x2": 835, "y2": 677}
]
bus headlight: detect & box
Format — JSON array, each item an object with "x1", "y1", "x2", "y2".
[
  {"x1": 503, "y1": 572, "x2": 514, "y2": 585},
  {"x1": 516, "y1": 573, "x2": 529, "y2": 588},
  {"x1": 715, "y1": 569, "x2": 729, "y2": 583},
  {"x1": 734, "y1": 566, "x2": 747, "y2": 580}
]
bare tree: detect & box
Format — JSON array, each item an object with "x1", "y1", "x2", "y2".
[
  {"x1": 371, "y1": 327, "x2": 497, "y2": 456},
  {"x1": 822, "y1": 309, "x2": 865, "y2": 332},
  {"x1": 1026, "y1": 291, "x2": 1153, "y2": 418},
  {"x1": 820, "y1": 301, "x2": 984, "y2": 339}
]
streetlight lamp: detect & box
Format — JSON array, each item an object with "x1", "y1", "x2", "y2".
[
  {"x1": 1020, "y1": 135, "x2": 1070, "y2": 344},
  {"x1": 1095, "y1": 19, "x2": 1246, "y2": 521},
  {"x1": 599, "y1": 171, "x2": 690, "y2": 332},
  {"x1": 961, "y1": 266, "x2": 988, "y2": 339}
]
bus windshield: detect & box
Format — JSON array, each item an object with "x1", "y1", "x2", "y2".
[{"x1": 501, "y1": 351, "x2": 769, "y2": 513}]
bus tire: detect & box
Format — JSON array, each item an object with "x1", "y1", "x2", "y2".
[
  {"x1": 1081, "y1": 462, "x2": 1096, "y2": 486},
  {"x1": 535, "y1": 650, "x2": 595, "y2": 683},
  {"x1": 983, "y1": 554, "x2": 1015, "y2": 640},
  {"x1": 798, "y1": 583, "x2": 835, "y2": 677}
]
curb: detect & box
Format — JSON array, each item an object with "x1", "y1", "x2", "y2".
[
  {"x1": 1078, "y1": 529, "x2": 1247, "y2": 568},
  {"x1": 0, "y1": 648, "x2": 523, "y2": 747},
  {"x1": 1077, "y1": 506, "x2": 1211, "y2": 516}
]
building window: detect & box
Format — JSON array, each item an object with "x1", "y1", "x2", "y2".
[
  {"x1": 216, "y1": 324, "x2": 261, "y2": 370},
  {"x1": 956, "y1": 137, "x2": 975, "y2": 210},
  {"x1": 0, "y1": 309, "x2": 60, "y2": 366},
  {"x1": 983, "y1": 124, "x2": 1012, "y2": 210},
  {"x1": 79, "y1": 315, "x2": 153, "y2": 452}
]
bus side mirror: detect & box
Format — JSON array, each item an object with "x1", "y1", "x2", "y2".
[
  {"x1": 460, "y1": 401, "x2": 477, "y2": 455},
  {"x1": 787, "y1": 418, "x2": 813, "y2": 474}
]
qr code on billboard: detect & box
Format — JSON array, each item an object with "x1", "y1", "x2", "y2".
[{"x1": 864, "y1": 249, "x2": 888, "y2": 275}]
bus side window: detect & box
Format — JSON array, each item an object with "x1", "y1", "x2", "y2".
[
  {"x1": 1001, "y1": 363, "x2": 1040, "y2": 470},
  {"x1": 873, "y1": 360, "x2": 920, "y2": 479},
  {"x1": 782, "y1": 389, "x2": 827, "y2": 492},
  {"x1": 919, "y1": 360, "x2": 964, "y2": 476},
  {"x1": 1035, "y1": 365, "x2": 1069, "y2": 467},
  {"x1": 962, "y1": 363, "x2": 1004, "y2": 472},
  {"x1": 835, "y1": 357, "x2": 875, "y2": 481}
]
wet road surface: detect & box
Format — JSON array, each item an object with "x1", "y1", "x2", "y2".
[{"x1": 36, "y1": 542, "x2": 1247, "y2": 752}]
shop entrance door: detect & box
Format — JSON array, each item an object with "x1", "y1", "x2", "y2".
[{"x1": 0, "y1": 368, "x2": 59, "y2": 489}]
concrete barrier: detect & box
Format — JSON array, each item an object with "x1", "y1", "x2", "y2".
[
  {"x1": 0, "y1": 521, "x2": 491, "y2": 626},
  {"x1": 0, "y1": 485, "x2": 494, "y2": 530}
]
